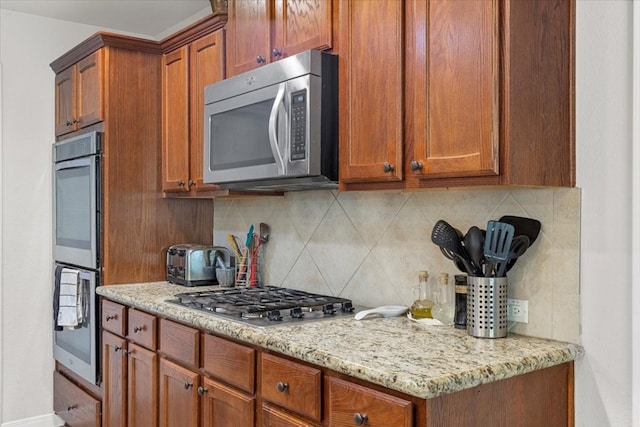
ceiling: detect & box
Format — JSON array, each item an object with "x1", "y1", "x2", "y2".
[{"x1": 0, "y1": 0, "x2": 212, "y2": 38}]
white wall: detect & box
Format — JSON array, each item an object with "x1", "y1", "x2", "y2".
[
  {"x1": 0, "y1": 2, "x2": 637, "y2": 426},
  {"x1": 575, "y1": 1, "x2": 635, "y2": 426}
]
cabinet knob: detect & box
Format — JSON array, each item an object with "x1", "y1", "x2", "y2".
[
  {"x1": 184, "y1": 382, "x2": 194, "y2": 390},
  {"x1": 177, "y1": 180, "x2": 185, "y2": 187},
  {"x1": 105, "y1": 314, "x2": 117, "y2": 321},
  {"x1": 197, "y1": 386, "x2": 208, "y2": 396},
  {"x1": 188, "y1": 179, "x2": 195, "y2": 188},
  {"x1": 72, "y1": 118, "x2": 79, "y2": 124},
  {"x1": 256, "y1": 55, "x2": 266, "y2": 64},
  {"x1": 272, "y1": 48, "x2": 282, "y2": 58},
  {"x1": 383, "y1": 162, "x2": 395, "y2": 173},
  {"x1": 410, "y1": 160, "x2": 424, "y2": 171},
  {"x1": 133, "y1": 325, "x2": 144, "y2": 333},
  {"x1": 276, "y1": 381, "x2": 289, "y2": 392},
  {"x1": 67, "y1": 404, "x2": 77, "y2": 412},
  {"x1": 353, "y1": 412, "x2": 368, "y2": 425},
  {"x1": 65, "y1": 120, "x2": 73, "y2": 126},
  {"x1": 123, "y1": 349, "x2": 133, "y2": 356},
  {"x1": 114, "y1": 345, "x2": 122, "y2": 352}
]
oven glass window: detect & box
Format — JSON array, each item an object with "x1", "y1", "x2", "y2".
[
  {"x1": 56, "y1": 165, "x2": 91, "y2": 249},
  {"x1": 55, "y1": 318, "x2": 92, "y2": 363},
  {"x1": 210, "y1": 99, "x2": 276, "y2": 170}
]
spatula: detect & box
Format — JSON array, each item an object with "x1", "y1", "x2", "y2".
[{"x1": 484, "y1": 221, "x2": 515, "y2": 277}]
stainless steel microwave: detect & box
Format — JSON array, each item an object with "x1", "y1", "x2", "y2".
[{"x1": 203, "y1": 50, "x2": 338, "y2": 191}]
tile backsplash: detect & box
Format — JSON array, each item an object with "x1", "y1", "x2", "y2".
[{"x1": 213, "y1": 187, "x2": 580, "y2": 343}]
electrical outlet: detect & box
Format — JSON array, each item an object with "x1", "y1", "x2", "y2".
[{"x1": 507, "y1": 298, "x2": 529, "y2": 323}]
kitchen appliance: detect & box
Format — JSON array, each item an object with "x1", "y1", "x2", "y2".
[
  {"x1": 167, "y1": 286, "x2": 357, "y2": 327},
  {"x1": 203, "y1": 49, "x2": 338, "y2": 191},
  {"x1": 52, "y1": 131, "x2": 101, "y2": 385},
  {"x1": 166, "y1": 244, "x2": 231, "y2": 287}
]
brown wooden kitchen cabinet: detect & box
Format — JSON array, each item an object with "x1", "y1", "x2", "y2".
[
  {"x1": 102, "y1": 303, "x2": 159, "y2": 427},
  {"x1": 54, "y1": 371, "x2": 101, "y2": 427},
  {"x1": 54, "y1": 50, "x2": 104, "y2": 137},
  {"x1": 225, "y1": 0, "x2": 333, "y2": 77},
  {"x1": 159, "y1": 358, "x2": 200, "y2": 427},
  {"x1": 339, "y1": 0, "x2": 575, "y2": 190},
  {"x1": 161, "y1": 25, "x2": 225, "y2": 195}
]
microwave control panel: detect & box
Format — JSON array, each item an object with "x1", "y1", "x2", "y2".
[{"x1": 290, "y1": 90, "x2": 307, "y2": 161}]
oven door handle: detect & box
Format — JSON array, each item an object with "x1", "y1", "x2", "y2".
[{"x1": 268, "y1": 83, "x2": 287, "y2": 176}]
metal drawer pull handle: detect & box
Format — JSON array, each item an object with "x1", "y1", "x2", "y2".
[
  {"x1": 133, "y1": 326, "x2": 144, "y2": 333},
  {"x1": 383, "y1": 162, "x2": 395, "y2": 173},
  {"x1": 353, "y1": 412, "x2": 368, "y2": 425},
  {"x1": 256, "y1": 55, "x2": 266, "y2": 64},
  {"x1": 105, "y1": 315, "x2": 117, "y2": 321},
  {"x1": 410, "y1": 160, "x2": 424, "y2": 171},
  {"x1": 67, "y1": 404, "x2": 77, "y2": 411},
  {"x1": 184, "y1": 382, "x2": 193, "y2": 390},
  {"x1": 114, "y1": 346, "x2": 122, "y2": 352},
  {"x1": 276, "y1": 381, "x2": 289, "y2": 392},
  {"x1": 197, "y1": 386, "x2": 208, "y2": 396},
  {"x1": 124, "y1": 349, "x2": 132, "y2": 356}
]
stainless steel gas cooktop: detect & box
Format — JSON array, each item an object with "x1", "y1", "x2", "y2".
[{"x1": 167, "y1": 286, "x2": 358, "y2": 327}]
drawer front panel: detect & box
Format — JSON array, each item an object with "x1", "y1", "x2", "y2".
[
  {"x1": 102, "y1": 299, "x2": 126, "y2": 336},
  {"x1": 160, "y1": 318, "x2": 199, "y2": 368},
  {"x1": 127, "y1": 308, "x2": 157, "y2": 350},
  {"x1": 326, "y1": 377, "x2": 412, "y2": 427},
  {"x1": 203, "y1": 333, "x2": 255, "y2": 393},
  {"x1": 54, "y1": 371, "x2": 101, "y2": 427},
  {"x1": 260, "y1": 353, "x2": 321, "y2": 422}
]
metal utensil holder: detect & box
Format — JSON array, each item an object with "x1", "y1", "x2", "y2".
[
  {"x1": 467, "y1": 276, "x2": 508, "y2": 338},
  {"x1": 235, "y1": 246, "x2": 259, "y2": 287}
]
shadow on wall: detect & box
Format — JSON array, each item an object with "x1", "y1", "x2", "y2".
[{"x1": 213, "y1": 187, "x2": 581, "y2": 344}]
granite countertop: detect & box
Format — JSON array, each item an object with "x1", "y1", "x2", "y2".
[{"x1": 97, "y1": 282, "x2": 584, "y2": 400}]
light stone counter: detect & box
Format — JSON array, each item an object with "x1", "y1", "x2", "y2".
[{"x1": 97, "y1": 282, "x2": 584, "y2": 400}]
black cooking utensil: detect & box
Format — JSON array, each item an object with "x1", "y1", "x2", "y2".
[
  {"x1": 484, "y1": 221, "x2": 515, "y2": 277},
  {"x1": 431, "y1": 220, "x2": 478, "y2": 275},
  {"x1": 439, "y1": 247, "x2": 469, "y2": 273},
  {"x1": 464, "y1": 226, "x2": 485, "y2": 275},
  {"x1": 496, "y1": 235, "x2": 530, "y2": 277},
  {"x1": 498, "y1": 215, "x2": 541, "y2": 246}
]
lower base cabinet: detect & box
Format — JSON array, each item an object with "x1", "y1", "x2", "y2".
[
  {"x1": 53, "y1": 371, "x2": 101, "y2": 427},
  {"x1": 100, "y1": 298, "x2": 574, "y2": 427}
]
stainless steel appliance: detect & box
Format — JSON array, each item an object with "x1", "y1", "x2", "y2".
[
  {"x1": 203, "y1": 49, "x2": 338, "y2": 191},
  {"x1": 167, "y1": 286, "x2": 357, "y2": 328},
  {"x1": 166, "y1": 244, "x2": 232, "y2": 287},
  {"x1": 52, "y1": 131, "x2": 101, "y2": 385}
]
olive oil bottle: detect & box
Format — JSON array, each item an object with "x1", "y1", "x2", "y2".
[{"x1": 410, "y1": 271, "x2": 435, "y2": 319}]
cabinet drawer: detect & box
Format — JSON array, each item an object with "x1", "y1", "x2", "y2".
[
  {"x1": 326, "y1": 377, "x2": 412, "y2": 427},
  {"x1": 127, "y1": 308, "x2": 157, "y2": 350},
  {"x1": 53, "y1": 371, "x2": 101, "y2": 427},
  {"x1": 203, "y1": 333, "x2": 255, "y2": 393},
  {"x1": 160, "y1": 318, "x2": 199, "y2": 368},
  {"x1": 260, "y1": 353, "x2": 321, "y2": 422},
  {"x1": 102, "y1": 299, "x2": 126, "y2": 336}
]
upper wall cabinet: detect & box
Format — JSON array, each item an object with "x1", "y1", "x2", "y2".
[
  {"x1": 54, "y1": 50, "x2": 104, "y2": 137},
  {"x1": 339, "y1": 0, "x2": 575, "y2": 190},
  {"x1": 225, "y1": 0, "x2": 333, "y2": 77},
  {"x1": 161, "y1": 24, "x2": 225, "y2": 195}
]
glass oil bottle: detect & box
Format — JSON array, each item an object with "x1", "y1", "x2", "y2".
[
  {"x1": 410, "y1": 270, "x2": 435, "y2": 319},
  {"x1": 432, "y1": 273, "x2": 455, "y2": 325}
]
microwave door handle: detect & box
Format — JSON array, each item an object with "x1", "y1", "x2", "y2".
[{"x1": 268, "y1": 83, "x2": 286, "y2": 175}]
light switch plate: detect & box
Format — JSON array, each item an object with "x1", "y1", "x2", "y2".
[{"x1": 507, "y1": 298, "x2": 529, "y2": 323}]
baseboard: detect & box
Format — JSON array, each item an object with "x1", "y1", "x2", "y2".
[{"x1": 1, "y1": 413, "x2": 65, "y2": 427}]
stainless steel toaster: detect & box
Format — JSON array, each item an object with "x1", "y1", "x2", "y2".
[{"x1": 166, "y1": 244, "x2": 231, "y2": 287}]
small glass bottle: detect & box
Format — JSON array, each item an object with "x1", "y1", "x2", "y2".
[
  {"x1": 410, "y1": 271, "x2": 435, "y2": 319},
  {"x1": 432, "y1": 273, "x2": 455, "y2": 325},
  {"x1": 453, "y1": 275, "x2": 468, "y2": 330}
]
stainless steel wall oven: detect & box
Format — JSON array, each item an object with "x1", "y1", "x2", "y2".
[{"x1": 52, "y1": 131, "x2": 101, "y2": 385}]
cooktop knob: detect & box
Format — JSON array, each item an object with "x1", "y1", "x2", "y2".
[
  {"x1": 323, "y1": 304, "x2": 337, "y2": 315},
  {"x1": 290, "y1": 307, "x2": 304, "y2": 319},
  {"x1": 267, "y1": 310, "x2": 283, "y2": 321}
]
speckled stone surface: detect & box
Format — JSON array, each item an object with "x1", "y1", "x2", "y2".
[{"x1": 97, "y1": 282, "x2": 584, "y2": 399}]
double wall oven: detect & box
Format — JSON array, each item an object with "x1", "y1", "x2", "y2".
[{"x1": 52, "y1": 131, "x2": 101, "y2": 385}]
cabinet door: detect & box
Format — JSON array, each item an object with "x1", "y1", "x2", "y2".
[
  {"x1": 262, "y1": 402, "x2": 317, "y2": 427},
  {"x1": 189, "y1": 31, "x2": 225, "y2": 193},
  {"x1": 326, "y1": 377, "x2": 412, "y2": 427},
  {"x1": 159, "y1": 358, "x2": 199, "y2": 427},
  {"x1": 76, "y1": 50, "x2": 104, "y2": 130},
  {"x1": 161, "y1": 46, "x2": 190, "y2": 192},
  {"x1": 55, "y1": 65, "x2": 77, "y2": 137},
  {"x1": 201, "y1": 377, "x2": 255, "y2": 426},
  {"x1": 102, "y1": 331, "x2": 128, "y2": 427},
  {"x1": 226, "y1": 0, "x2": 271, "y2": 76},
  {"x1": 128, "y1": 343, "x2": 158, "y2": 427},
  {"x1": 406, "y1": 0, "x2": 499, "y2": 180},
  {"x1": 272, "y1": 0, "x2": 333, "y2": 60},
  {"x1": 338, "y1": 0, "x2": 403, "y2": 183}
]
